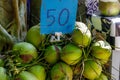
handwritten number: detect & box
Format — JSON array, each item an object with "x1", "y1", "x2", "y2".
[
  {"x1": 58, "y1": 8, "x2": 69, "y2": 26},
  {"x1": 47, "y1": 9, "x2": 56, "y2": 26},
  {"x1": 47, "y1": 8, "x2": 69, "y2": 26}
]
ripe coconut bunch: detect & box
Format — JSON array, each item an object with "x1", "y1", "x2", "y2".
[
  {"x1": 1, "y1": 21, "x2": 112, "y2": 80},
  {"x1": 99, "y1": 0, "x2": 120, "y2": 16},
  {"x1": 71, "y1": 22, "x2": 112, "y2": 79}
]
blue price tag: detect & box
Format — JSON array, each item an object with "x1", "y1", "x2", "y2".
[{"x1": 40, "y1": 0, "x2": 78, "y2": 34}]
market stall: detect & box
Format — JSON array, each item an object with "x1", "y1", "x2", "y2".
[{"x1": 0, "y1": 0, "x2": 120, "y2": 80}]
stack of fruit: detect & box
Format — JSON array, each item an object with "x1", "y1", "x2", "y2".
[{"x1": 0, "y1": 22, "x2": 111, "y2": 80}]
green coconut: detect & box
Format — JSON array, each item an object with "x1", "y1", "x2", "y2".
[
  {"x1": 60, "y1": 44, "x2": 82, "y2": 65},
  {"x1": 50, "y1": 62, "x2": 73, "y2": 80},
  {"x1": 91, "y1": 40, "x2": 112, "y2": 60},
  {"x1": 72, "y1": 22, "x2": 91, "y2": 47},
  {"x1": 26, "y1": 24, "x2": 45, "y2": 49},
  {"x1": 99, "y1": 1, "x2": 120, "y2": 16},
  {"x1": 29, "y1": 65, "x2": 46, "y2": 80},
  {"x1": 0, "y1": 67, "x2": 8, "y2": 80},
  {"x1": 12, "y1": 42, "x2": 38, "y2": 63},
  {"x1": 95, "y1": 73, "x2": 108, "y2": 80},
  {"x1": 83, "y1": 60, "x2": 102, "y2": 80},
  {"x1": 16, "y1": 71, "x2": 39, "y2": 80},
  {"x1": 44, "y1": 45, "x2": 61, "y2": 64}
]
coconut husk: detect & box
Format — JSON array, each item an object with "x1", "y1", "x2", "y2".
[{"x1": 0, "y1": 0, "x2": 27, "y2": 50}]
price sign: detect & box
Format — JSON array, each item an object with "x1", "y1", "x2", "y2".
[{"x1": 40, "y1": 0, "x2": 78, "y2": 34}]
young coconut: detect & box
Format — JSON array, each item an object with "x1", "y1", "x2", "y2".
[
  {"x1": 26, "y1": 24, "x2": 46, "y2": 49},
  {"x1": 99, "y1": 0, "x2": 120, "y2": 16},
  {"x1": 60, "y1": 44, "x2": 82, "y2": 65},
  {"x1": 29, "y1": 65, "x2": 46, "y2": 80},
  {"x1": 83, "y1": 60, "x2": 102, "y2": 80},
  {"x1": 12, "y1": 42, "x2": 38, "y2": 63},
  {"x1": 16, "y1": 71, "x2": 39, "y2": 80},
  {"x1": 72, "y1": 22, "x2": 91, "y2": 47},
  {"x1": 50, "y1": 62, "x2": 73, "y2": 80},
  {"x1": 44, "y1": 45, "x2": 61, "y2": 64},
  {"x1": 91, "y1": 40, "x2": 112, "y2": 60}
]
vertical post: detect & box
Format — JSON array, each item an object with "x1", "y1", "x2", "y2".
[{"x1": 111, "y1": 50, "x2": 120, "y2": 80}]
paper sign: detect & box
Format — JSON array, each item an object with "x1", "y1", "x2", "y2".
[{"x1": 40, "y1": 0, "x2": 78, "y2": 34}]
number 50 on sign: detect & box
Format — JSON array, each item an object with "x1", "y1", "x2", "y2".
[{"x1": 40, "y1": 0, "x2": 78, "y2": 34}]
